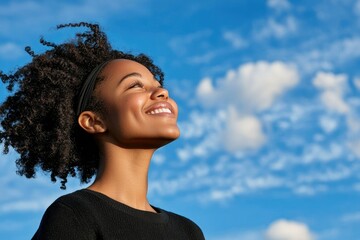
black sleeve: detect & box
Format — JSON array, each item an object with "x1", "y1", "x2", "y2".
[{"x1": 32, "y1": 201, "x2": 92, "y2": 240}]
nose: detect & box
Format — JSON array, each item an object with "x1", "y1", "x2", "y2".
[{"x1": 151, "y1": 87, "x2": 169, "y2": 100}]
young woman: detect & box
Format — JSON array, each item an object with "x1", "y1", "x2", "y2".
[{"x1": 0, "y1": 22, "x2": 205, "y2": 240}]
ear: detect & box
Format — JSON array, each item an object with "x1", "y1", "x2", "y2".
[{"x1": 78, "y1": 111, "x2": 106, "y2": 134}]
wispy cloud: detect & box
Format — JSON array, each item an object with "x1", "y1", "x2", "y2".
[
  {"x1": 169, "y1": 30, "x2": 212, "y2": 56},
  {"x1": 267, "y1": 0, "x2": 291, "y2": 11},
  {"x1": 255, "y1": 16, "x2": 297, "y2": 40},
  {"x1": 341, "y1": 211, "x2": 360, "y2": 223},
  {"x1": 0, "y1": 198, "x2": 54, "y2": 213},
  {"x1": 0, "y1": 43, "x2": 24, "y2": 60},
  {"x1": 223, "y1": 31, "x2": 247, "y2": 49},
  {"x1": 0, "y1": 0, "x2": 147, "y2": 39}
]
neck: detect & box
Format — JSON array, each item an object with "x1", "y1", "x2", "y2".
[{"x1": 88, "y1": 141, "x2": 156, "y2": 212}]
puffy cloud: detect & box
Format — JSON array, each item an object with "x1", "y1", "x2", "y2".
[
  {"x1": 320, "y1": 91, "x2": 350, "y2": 114},
  {"x1": 197, "y1": 61, "x2": 299, "y2": 112},
  {"x1": 313, "y1": 72, "x2": 348, "y2": 94},
  {"x1": 313, "y1": 72, "x2": 350, "y2": 114},
  {"x1": 265, "y1": 219, "x2": 315, "y2": 240},
  {"x1": 223, "y1": 108, "x2": 266, "y2": 152},
  {"x1": 195, "y1": 61, "x2": 299, "y2": 153}
]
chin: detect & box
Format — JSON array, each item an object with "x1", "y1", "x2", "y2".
[
  {"x1": 155, "y1": 131, "x2": 180, "y2": 147},
  {"x1": 164, "y1": 129, "x2": 180, "y2": 141}
]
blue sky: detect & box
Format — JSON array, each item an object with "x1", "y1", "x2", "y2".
[{"x1": 1, "y1": 0, "x2": 360, "y2": 239}]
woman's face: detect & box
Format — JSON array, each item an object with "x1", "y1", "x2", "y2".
[{"x1": 95, "y1": 59, "x2": 180, "y2": 148}]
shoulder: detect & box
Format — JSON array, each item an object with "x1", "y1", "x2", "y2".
[
  {"x1": 32, "y1": 190, "x2": 96, "y2": 240},
  {"x1": 159, "y1": 208, "x2": 205, "y2": 240}
]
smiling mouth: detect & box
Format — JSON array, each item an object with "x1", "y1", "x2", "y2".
[{"x1": 146, "y1": 107, "x2": 172, "y2": 115}]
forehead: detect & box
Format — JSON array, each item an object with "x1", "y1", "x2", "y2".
[{"x1": 101, "y1": 59, "x2": 153, "y2": 78}]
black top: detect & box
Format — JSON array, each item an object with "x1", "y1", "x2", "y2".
[{"x1": 32, "y1": 189, "x2": 205, "y2": 240}]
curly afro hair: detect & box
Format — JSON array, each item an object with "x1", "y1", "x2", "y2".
[{"x1": 0, "y1": 22, "x2": 164, "y2": 189}]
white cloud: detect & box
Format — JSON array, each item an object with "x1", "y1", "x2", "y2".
[
  {"x1": 152, "y1": 153, "x2": 165, "y2": 165},
  {"x1": 223, "y1": 31, "x2": 247, "y2": 49},
  {"x1": 193, "y1": 62, "x2": 298, "y2": 154},
  {"x1": 302, "y1": 143, "x2": 344, "y2": 164},
  {"x1": 177, "y1": 132, "x2": 221, "y2": 161},
  {"x1": 256, "y1": 16, "x2": 297, "y2": 40},
  {"x1": 197, "y1": 61, "x2": 299, "y2": 112},
  {"x1": 313, "y1": 72, "x2": 350, "y2": 114},
  {"x1": 292, "y1": 185, "x2": 327, "y2": 196},
  {"x1": 223, "y1": 108, "x2": 266, "y2": 152},
  {"x1": 267, "y1": 0, "x2": 291, "y2": 11},
  {"x1": 320, "y1": 91, "x2": 350, "y2": 114},
  {"x1": 347, "y1": 139, "x2": 360, "y2": 157},
  {"x1": 178, "y1": 111, "x2": 215, "y2": 140},
  {"x1": 297, "y1": 165, "x2": 352, "y2": 184},
  {"x1": 346, "y1": 116, "x2": 360, "y2": 157},
  {"x1": 0, "y1": 198, "x2": 53, "y2": 213},
  {"x1": 313, "y1": 72, "x2": 348, "y2": 94},
  {"x1": 265, "y1": 219, "x2": 315, "y2": 240},
  {"x1": 329, "y1": 37, "x2": 360, "y2": 63},
  {"x1": 293, "y1": 37, "x2": 360, "y2": 74},
  {"x1": 354, "y1": 77, "x2": 360, "y2": 90},
  {"x1": 347, "y1": 116, "x2": 360, "y2": 133},
  {"x1": 319, "y1": 115, "x2": 338, "y2": 133},
  {"x1": 149, "y1": 164, "x2": 211, "y2": 196},
  {"x1": 188, "y1": 50, "x2": 220, "y2": 64},
  {"x1": 208, "y1": 174, "x2": 284, "y2": 202}
]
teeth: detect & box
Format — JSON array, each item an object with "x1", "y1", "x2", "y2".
[{"x1": 147, "y1": 108, "x2": 171, "y2": 115}]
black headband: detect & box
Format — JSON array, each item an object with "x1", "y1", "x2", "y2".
[{"x1": 76, "y1": 61, "x2": 110, "y2": 116}]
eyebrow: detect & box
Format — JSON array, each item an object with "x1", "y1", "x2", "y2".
[
  {"x1": 117, "y1": 72, "x2": 161, "y2": 86},
  {"x1": 117, "y1": 72, "x2": 143, "y2": 86}
]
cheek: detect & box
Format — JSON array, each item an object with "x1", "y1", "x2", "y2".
[
  {"x1": 122, "y1": 95, "x2": 147, "y2": 116},
  {"x1": 170, "y1": 99, "x2": 179, "y2": 117},
  {"x1": 110, "y1": 95, "x2": 147, "y2": 126}
]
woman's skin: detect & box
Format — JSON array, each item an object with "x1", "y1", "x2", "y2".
[{"x1": 78, "y1": 59, "x2": 180, "y2": 213}]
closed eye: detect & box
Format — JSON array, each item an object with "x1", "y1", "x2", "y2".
[{"x1": 128, "y1": 80, "x2": 144, "y2": 89}]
